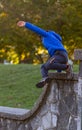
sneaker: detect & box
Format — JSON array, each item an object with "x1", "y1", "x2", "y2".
[{"x1": 36, "y1": 77, "x2": 50, "y2": 88}]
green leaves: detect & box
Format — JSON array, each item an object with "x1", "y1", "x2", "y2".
[{"x1": 0, "y1": 0, "x2": 82, "y2": 63}]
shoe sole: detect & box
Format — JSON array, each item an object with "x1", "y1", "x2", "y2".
[{"x1": 36, "y1": 78, "x2": 51, "y2": 88}]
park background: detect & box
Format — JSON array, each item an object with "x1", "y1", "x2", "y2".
[
  {"x1": 0, "y1": 0, "x2": 82, "y2": 64},
  {"x1": 0, "y1": 0, "x2": 81, "y2": 108}
]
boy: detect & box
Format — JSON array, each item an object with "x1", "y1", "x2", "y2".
[{"x1": 17, "y1": 21, "x2": 72, "y2": 88}]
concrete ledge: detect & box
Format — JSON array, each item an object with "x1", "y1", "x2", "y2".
[
  {"x1": 0, "y1": 106, "x2": 29, "y2": 116},
  {"x1": 49, "y1": 72, "x2": 78, "y2": 81}
]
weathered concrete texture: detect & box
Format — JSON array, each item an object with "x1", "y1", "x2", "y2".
[{"x1": 0, "y1": 72, "x2": 79, "y2": 130}]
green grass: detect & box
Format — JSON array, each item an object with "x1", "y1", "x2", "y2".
[
  {"x1": 0, "y1": 64, "x2": 79, "y2": 109},
  {"x1": 0, "y1": 64, "x2": 42, "y2": 109}
]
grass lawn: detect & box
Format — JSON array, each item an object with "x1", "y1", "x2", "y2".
[{"x1": 0, "y1": 64, "x2": 79, "y2": 109}]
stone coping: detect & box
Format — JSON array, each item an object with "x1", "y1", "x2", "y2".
[
  {"x1": 49, "y1": 72, "x2": 78, "y2": 81},
  {"x1": 0, "y1": 106, "x2": 30, "y2": 116},
  {"x1": 0, "y1": 72, "x2": 78, "y2": 121}
]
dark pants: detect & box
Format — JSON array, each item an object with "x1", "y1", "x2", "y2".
[{"x1": 41, "y1": 51, "x2": 68, "y2": 78}]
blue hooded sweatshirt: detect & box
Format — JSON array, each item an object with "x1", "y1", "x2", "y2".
[{"x1": 25, "y1": 22, "x2": 67, "y2": 57}]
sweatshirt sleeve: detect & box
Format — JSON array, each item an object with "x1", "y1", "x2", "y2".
[{"x1": 25, "y1": 22, "x2": 47, "y2": 37}]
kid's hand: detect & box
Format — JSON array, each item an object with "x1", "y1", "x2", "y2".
[{"x1": 17, "y1": 21, "x2": 26, "y2": 27}]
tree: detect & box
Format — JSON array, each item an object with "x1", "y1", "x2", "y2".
[{"x1": 0, "y1": 0, "x2": 82, "y2": 63}]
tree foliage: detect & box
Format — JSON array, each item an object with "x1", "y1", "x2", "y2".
[{"x1": 0, "y1": 0, "x2": 82, "y2": 63}]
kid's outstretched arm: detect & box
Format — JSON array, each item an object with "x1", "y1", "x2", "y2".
[{"x1": 17, "y1": 21, "x2": 47, "y2": 37}]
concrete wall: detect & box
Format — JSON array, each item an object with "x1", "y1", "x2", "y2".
[{"x1": 0, "y1": 72, "x2": 79, "y2": 130}]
